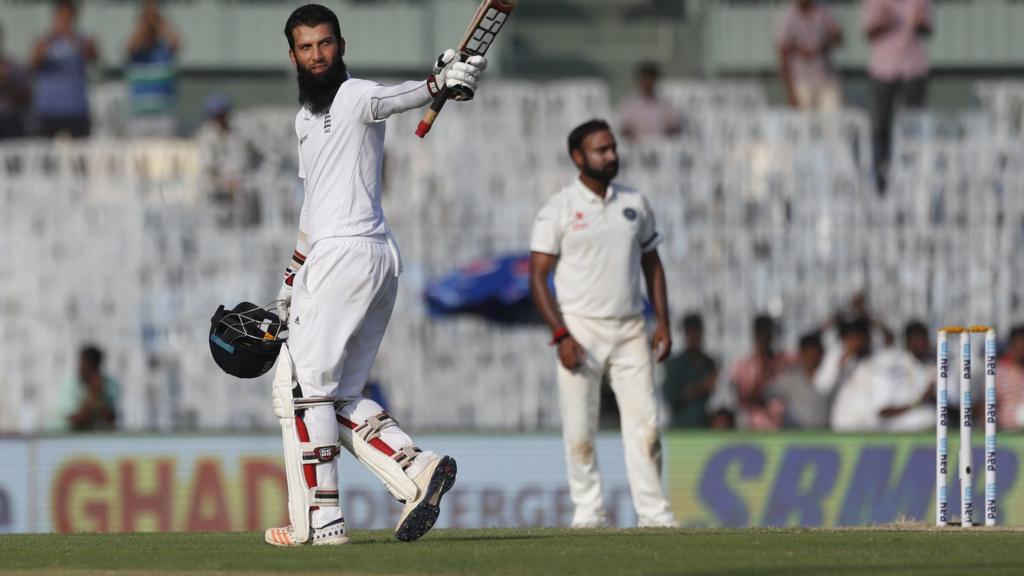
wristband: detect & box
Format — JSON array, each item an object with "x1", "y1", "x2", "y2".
[{"x1": 549, "y1": 327, "x2": 570, "y2": 346}]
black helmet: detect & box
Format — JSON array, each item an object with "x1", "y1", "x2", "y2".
[{"x1": 209, "y1": 301, "x2": 287, "y2": 378}]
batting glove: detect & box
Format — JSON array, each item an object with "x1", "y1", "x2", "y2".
[
  {"x1": 277, "y1": 267, "x2": 298, "y2": 323},
  {"x1": 427, "y1": 49, "x2": 487, "y2": 101}
]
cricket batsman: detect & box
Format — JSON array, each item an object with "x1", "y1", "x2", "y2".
[
  {"x1": 266, "y1": 4, "x2": 486, "y2": 546},
  {"x1": 529, "y1": 120, "x2": 679, "y2": 528}
]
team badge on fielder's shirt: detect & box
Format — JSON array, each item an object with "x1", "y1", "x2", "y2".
[{"x1": 623, "y1": 207, "x2": 637, "y2": 221}]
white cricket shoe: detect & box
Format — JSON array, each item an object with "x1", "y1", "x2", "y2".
[
  {"x1": 264, "y1": 517, "x2": 349, "y2": 546},
  {"x1": 394, "y1": 455, "x2": 457, "y2": 542}
]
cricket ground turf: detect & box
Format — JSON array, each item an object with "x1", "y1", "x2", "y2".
[{"x1": 2, "y1": 526, "x2": 1022, "y2": 575}]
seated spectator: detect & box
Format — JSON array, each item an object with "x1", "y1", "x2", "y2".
[
  {"x1": 617, "y1": 62, "x2": 681, "y2": 143},
  {"x1": 124, "y1": 0, "x2": 180, "y2": 137},
  {"x1": 662, "y1": 313, "x2": 718, "y2": 428},
  {"x1": 829, "y1": 319, "x2": 932, "y2": 431},
  {"x1": 775, "y1": 0, "x2": 843, "y2": 111},
  {"x1": 996, "y1": 325, "x2": 1024, "y2": 431},
  {"x1": 815, "y1": 316, "x2": 872, "y2": 406},
  {"x1": 768, "y1": 331, "x2": 829, "y2": 429},
  {"x1": 58, "y1": 345, "x2": 119, "y2": 431},
  {"x1": 0, "y1": 22, "x2": 31, "y2": 139},
  {"x1": 730, "y1": 315, "x2": 792, "y2": 430},
  {"x1": 30, "y1": 0, "x2": 99, "y2": 138},
  {"x1": 872, "y1": 320, "x2": 934, "y2": 431}
]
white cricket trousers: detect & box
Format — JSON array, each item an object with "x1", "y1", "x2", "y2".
[
  {"x1": 558, "y1": 313, "x2": 677, "y2": 527},
  {"x1": 288, "y1": 236, "x2": 418, "y2": 526}
]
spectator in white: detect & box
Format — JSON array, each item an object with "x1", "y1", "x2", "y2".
[
  {"x1": 868, "y1": 320, "x2": 934, "y2": 431},
  {"x1": 775, "y1": 0, "x2": 844, "y2": 111},
  {"x1": 815, "y1": 316, "x2": 872, "y2": 414},
  {"x1": 195, "y1": 93, "x2": 254, "y2": 224},
  {"x1": 768, "y1": 331, "x2": 830, "y2": 429},
  {"x1": 30, "y1": 0, "x2": 99, "y2": 138},
  {"x1": 124, "y1": 0, "x2": 180, "y2": 137},
  {"x1": 617, "y1": 62, "x2": 680, "y2": 143},
  {"x1": 863, "y1": 0, "x2": 932, "y2": 192}
]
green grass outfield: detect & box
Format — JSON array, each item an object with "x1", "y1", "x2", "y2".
[{"x1": 2, "y1": 527, "x2": 1023, "y2": 576}]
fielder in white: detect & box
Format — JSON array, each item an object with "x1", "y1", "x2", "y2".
[
  {"x1": 266, "y1": 4, "x2": 487, "y2": 546},
  {"x1": 529, "y1": 119, "x2": 679, "y2": 528}
]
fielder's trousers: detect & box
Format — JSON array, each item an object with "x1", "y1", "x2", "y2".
[{"x1": 557, "y1": 313, "x2": 677, "y2": 527}]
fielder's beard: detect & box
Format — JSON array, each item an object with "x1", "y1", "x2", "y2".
[
  {"x1": 580, "y1": 158, "x2": 619, "y2": 185},
  {"x1": 296, "y1": 55, "x2": 348, "y2": 116}
]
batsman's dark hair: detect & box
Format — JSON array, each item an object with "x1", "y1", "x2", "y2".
[
  {"x1": 567, "y1": 119, "x2": 612, "y2": 156},
  {"x1": 284, "y1": 4, "x2": 341, "y2": 50}
]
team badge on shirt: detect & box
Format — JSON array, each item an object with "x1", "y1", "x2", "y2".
[
  {"x1": 572, "y1": 211, "x2": 588, "y2": 230},
  {"x1": 622, "y1": 207, "x2": 637, "y2": 221}
]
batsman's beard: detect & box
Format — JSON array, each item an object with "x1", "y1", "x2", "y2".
[{"x1": 297, "y1": 55, "x2": 348, "y2": 116}]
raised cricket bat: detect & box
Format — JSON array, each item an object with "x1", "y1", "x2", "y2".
[{"x1": 415, "y1": 0, "x2": 519, "y2": 138}]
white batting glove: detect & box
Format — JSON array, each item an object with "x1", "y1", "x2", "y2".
[
  {"x1": 427, "y1": 49, "x2": 487, "y2": 101},
  {"x1": 277, "y1": 275, "x2": 294, "y2": 323}
]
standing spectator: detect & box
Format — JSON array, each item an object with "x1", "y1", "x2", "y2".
[
  {"x1": 57, "y1": 345, "x2": 119, "y2": 431},
  {"x1": 124, "y1": 0, "x2": 180, "y2": 137},
  {"x1": 863, "y1": 0, "x2": 933, "y2": 192},
  {"x1": 730, "y1": 315, "x2": 792, "y2": 430},
  {"x1": 996, "y1": 326, "x2": 1024, "y2": 431},
  {"x1": 0, "y1": 22, "x2": 31, "y2": 139},
  {"x1": 617, "y1": 62, "x2": 681, "y2": 143},
  {"x1": 822, "y1": 318, "x2": 877, "y2": 430},
  {"x1": 30, "y1": 0, "x2": 99, "y2": 138},
  {"x1": 769, "y1": 331, "x2": 829, "y2": 429},
  {"x1": 195, "y1": 93, "x2": 255, "y2": 225},
  {"x1": 661, "y1": 313, "x2": 718, "y2": 428},
  {"x1": 775, "y1": 0, "x2": 844, "y2": 111},
  {"x1": 530, "y1": 119, "x2": 679, "y2": 528}
]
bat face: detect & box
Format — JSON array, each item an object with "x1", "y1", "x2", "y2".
[{"x1": 462, "y1": 0, "x2": 519, "y2": 56}]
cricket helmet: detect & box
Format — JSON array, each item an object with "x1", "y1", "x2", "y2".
[{"x1": 209, "y1": 301, "x2": 287, "y2": 378}]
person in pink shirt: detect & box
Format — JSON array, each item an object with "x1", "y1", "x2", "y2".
[
  {"x1": 617, "y1": 62, "x2": 681, "y2": 143},
  {"x1": 730, "y1": 315, "x2": 793, "y2": 430},
  {"x1": 996, "y1": 326, "x2": 1024, "y2": 432},
  {"x1": 863, "y1": 0, "x2": 932, "y2": 192},
  {"x1": 776, "y1": 0, "x2": 844, "y2": 111}
]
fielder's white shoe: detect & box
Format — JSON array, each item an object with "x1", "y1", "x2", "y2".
[
  {"x1": 638, "y1": 517, "x2": 682, "y2": 528},
  {"x1": 264, "y1": 517, "x2": 349, "y2": 546},
  {"x1": 394, "y1": 455, "x2": 457, "y2": 542}
]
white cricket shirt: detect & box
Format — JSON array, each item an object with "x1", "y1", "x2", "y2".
[
  {"x1": 295, "y1": 77, "x2": 431, "y2": 246},
  {"x1": 530, "y1": 178, "x2": 662, "y2": 319}
]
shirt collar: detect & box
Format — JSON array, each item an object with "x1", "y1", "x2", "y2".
[{"x1": 574, "y1": 177, "x2": 616, "y2": 204}]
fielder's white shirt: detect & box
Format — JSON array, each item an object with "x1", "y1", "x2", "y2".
[
  {"x1": 295, "y1": 77, "x2": 431, "y2": 246},
  {"x1": 530, "y1": 178, "x2": 662, "y2": 319}
]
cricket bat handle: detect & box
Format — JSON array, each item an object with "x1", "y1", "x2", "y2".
[{"x1": 416, "y1": 85, "x2": 451, "y2": 138}]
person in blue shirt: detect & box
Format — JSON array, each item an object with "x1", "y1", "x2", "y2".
[
  {"x1": 30, "y1": 0, "x2": 99, "y2": 138},
  {"x1": 124, "y1": 0, "x2": 180, "y2": 137}
]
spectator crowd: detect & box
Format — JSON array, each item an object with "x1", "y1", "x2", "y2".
[
  {"x1": 0, "y1": 0, "x2": 184, "y2": 140},
  {"x1": 661, "y1": 292, "x2": 1024, "y2": 433}
]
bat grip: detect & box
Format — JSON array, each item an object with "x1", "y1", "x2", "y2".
[{"x1": 416, "y1": 86, "x2": 451, "y2": 138}]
